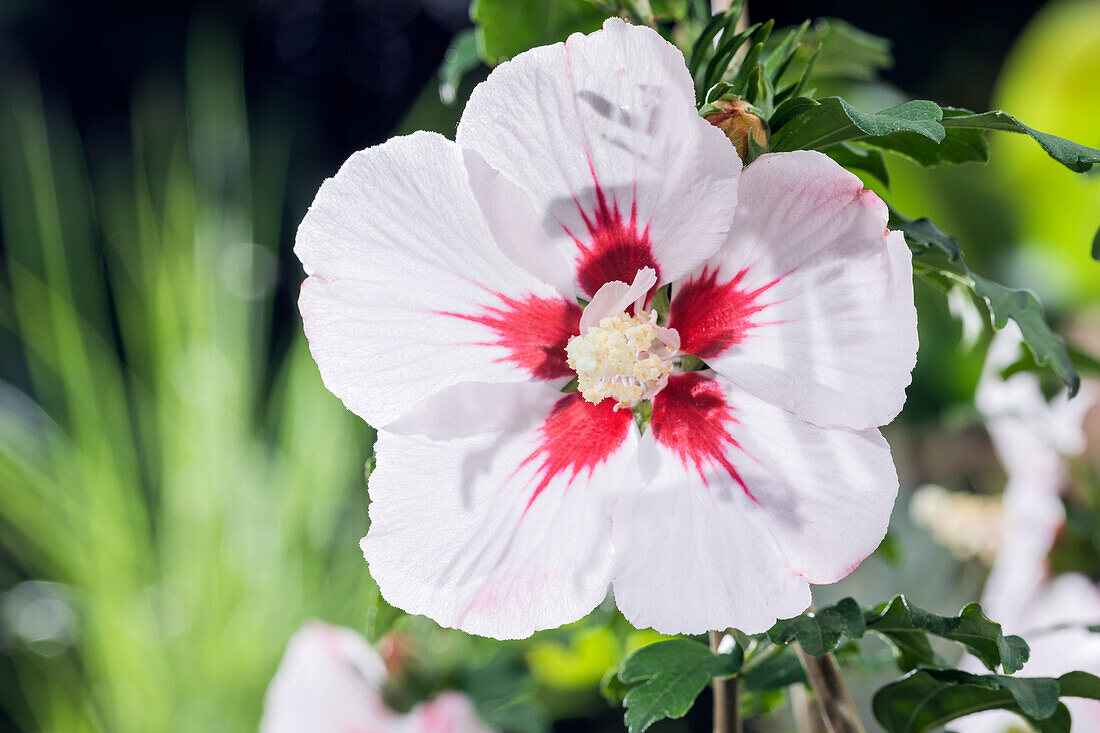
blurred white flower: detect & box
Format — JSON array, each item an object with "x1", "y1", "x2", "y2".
[
  {"x1": 908, "y1": 484, "x2": 1002, "y2": 563},
  {"x1": 953, "y1": 324, "x2": 1100, "y2": 731},
  {"x1": 261, "y1": 622, "x2": 494, "y2": 733}
]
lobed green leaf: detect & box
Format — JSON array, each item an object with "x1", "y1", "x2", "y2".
[
  {"x1": 940, "y1": 109, "x2": 1100, "y2": 173},
  {"x1": 891, "y1": 210, "x2": 1080, "y2": 396},
  {"x1": 767, "y1": 598, "x2": 865, "y2": 656},
  {"x1": 864, "y1": 596, "x2": 1030, "y2": 674},
  {"x1": 872, "y1": 669, "x2": 1064, "y2": 733},
  {"x1": 618, "y1": 639, "x2": 743, "y2": 733},
  {"x1": 770, "y1": 97, "x2": 944, "y2": 152}
]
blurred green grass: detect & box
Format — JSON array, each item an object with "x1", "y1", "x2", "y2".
[{"x1": 0, "y1": 26, "x2": 379, "y2": 732}]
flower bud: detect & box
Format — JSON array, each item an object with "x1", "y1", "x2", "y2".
[{"x1": 703, "y1": 99, "x2": 769, "y2": 163}]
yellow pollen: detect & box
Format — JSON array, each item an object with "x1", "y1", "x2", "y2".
[{"x1": 565, "y1": 312, "x2": 676, "y2": 408}]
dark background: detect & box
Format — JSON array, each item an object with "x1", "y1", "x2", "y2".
[{"x1": 0, "y1": 0, "x2": 1045, "y2": 227}]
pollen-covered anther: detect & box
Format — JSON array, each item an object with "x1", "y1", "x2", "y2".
[{"x1": 566, "y1": 311, "x2": 679, "y2": 408}]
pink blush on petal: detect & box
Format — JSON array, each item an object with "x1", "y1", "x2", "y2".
[{"x1": 650, "y1": 373, "x2": 756, "y2": 502}]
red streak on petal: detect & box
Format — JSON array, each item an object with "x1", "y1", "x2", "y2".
[
  {"x1": 521, "y1": 393, "x2": 633, "y2": 509},
  {"x1": 669, "y1": 266, "x2": 778, "y2": 359},
  {"x1": 569, "y1": 176, "x2": 660, "y2": 297},
  {"x1": 651, "y1": 373, "x2": 756, "y2": 502},
  {"x1": 442, "y1": 293, "x2": 581, "y2": 380}
]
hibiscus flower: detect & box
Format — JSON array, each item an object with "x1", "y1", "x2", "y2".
[
  {"x1": 297, "y1": 18, "x2": 917, "y2": 638},
  {"x1": 261, "y1": 622, "x2": 494, "y2": 733}
]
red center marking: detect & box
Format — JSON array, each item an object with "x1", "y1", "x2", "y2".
[
  {"x1": 568, "y1": 178, "x2": 660, "y2": 297},
  {"x1": 520, "y1": 393, "x2": 633, "y2": 509},
  {"x1": 668, "y1": 266, "x2": 778, "y2": 359},
  {"x1": 442, "y1": 293, "x2": 581, "y2": 380},
  {"x1": 650, "y1": 373, "x2": 755, "y2": 501}
]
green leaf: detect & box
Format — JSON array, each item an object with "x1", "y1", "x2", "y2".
[
  {"x1": 770, "y1": 97, "x2": 944, "y2": 152},
  {"x1": 768, "y1": 96, "x2": 817, "y2": 132},
  {"x1": 701, "y1": 22, "x2": 762, "y2": 94},
  {"x1": 1058, "y1": 670, "x2": 1100, "y2": 701},
  {"x1": 688, "y1": 2, "x2": 743, "y2": 78},
  {"x1": 971, "y1": 274, "x2": 1080, "y2": 398},
  {"x1": 891, "y1": 210, "x2": 1080, "y2": 396},
  {"x1": 765, "y1": 20, "x2": 810, "y2": 86},
  {"x1": 618, "y1": 639, "x2": 742, "y2": 733},
  {"x1": 438, "y1": 29, "x2": 481, "y2": 105},
  {"x1": 740, "y1": 645, "x2": 806, "y2": 693},
  {"x1": 726, "y1": 21, "x2": 773, "y2": 96},
  {"x1": 824, "y1": 143, "x2": 890, "y2": 187},
  {"x1": 767, "y1": 598, "x2": 866, "y2": 655},
  {"x1": 865, "y1": 597, "x2": 1030, "y2": 674},
  {"x1": 862, "y1": 108, "x2": 990, "y2": 167},
  {"x1": 471, "y1": 0, "x2": 606, "y2": 66},
  {"x1": 805, "y1": 17, "x2": 892, "y2": 82},
  {"x1": 1092, "y1": 221, "x2": 1100, "y2": 261},
  {"x1": 872, "y1": 669, "x2": 1063, "y2": 733},
  {"x1": 940, "y1": 110, "x2": 1100, "y2": 173}
]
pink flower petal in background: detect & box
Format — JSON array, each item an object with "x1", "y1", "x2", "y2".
[{"x1": 261, "y1": 622, "x2": 494, "y2": 733}]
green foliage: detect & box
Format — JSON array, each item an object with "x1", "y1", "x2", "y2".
[
  {"x1": 439, "y1": 29, "x2": 481, "y2": 105},
  {"x1": 864, "y1": 597, "x2": 1029, "y2": 674},
  {"x1": 617, "y1": 639, "x2": 742, "y2": 733},
  {"x1": 872, "y1": 669, "x2": 1067, "y2": 733},
  {"x1": 739, "y1": 644, "x2": 806, "y2": 693},
  {"x1": 800, "y1": 17, "x2": 893, "y2": 82},
  {"x1": 940, "y1": 110, "x2": 1100, "y2": 173},
  {"x1": 0, "y1": 53, "x2": 379, "y2": 730},
  {"x1": 991, "y1": 0, "x2": 1100, "y2": 305},
  {"x1": 769, "y1": 97, "x2": 1099, "y2": 182},
  {"x1": 471, "y1": 0, "x2": 606, "y2": 65},
  {"x1": 771, "y1": 97, "x2": 945, "y2": 152},
  {"x1": 765, "y1": 596, "x2": 1029, "y2": 673},
  {"x1": 824, "y1": 142, "x2": 891, "y2": 186},
  {"x1": 872, "y1": 670, "x2": 1100, "y2": 732},
  {"x1": 892, "y1": 209, "x2": 1080, "y2": 395},
  {"x1": 767, "y1": 598, "x2": 865, "y2": 656}
]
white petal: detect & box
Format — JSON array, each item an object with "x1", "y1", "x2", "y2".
[
  {"x1": 672, "y1": 151, "x2": 917, "y2": 430},
  {"x1": 977, "y1": 322, "x2": 1097, "y2": 469},
  {"x1": 361, "y1": 382, "x2": 639, "y2": 639},
  {"x1": 456, "y1": 18, "x2": 741, "y2": 294},
  {"x1": 260, "y1": 622, "x2": 392, "y2": 733},
  {"x1": 613, "y1": 429, "x2": 811, "y2": 634},
  {"x1": 464, "y1": 149, "x2": 578, "y2": 299},
  {"x1": 579, "y1": 267, "x2": 657, "y2": 333},
  {"x1": 611, "y1": 373, "x2": 897, "y2": 634},
  {"x1": 296, "y1": 131, "x2": 579, "y2": 428},
  {"x1": 386, "y1": 381, "x2": 562, "y2": 440}
]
